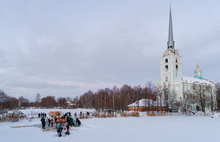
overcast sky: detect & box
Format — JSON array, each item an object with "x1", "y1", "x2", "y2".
[{"x1": 0, "y1": 0, "x2": 219, "y2": 101}]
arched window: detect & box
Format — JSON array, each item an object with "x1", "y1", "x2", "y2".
[
  {"x1": 176, "y1": 65, "x2": 178, "y2": 72},
  {"x1": 165, "y1": 76, "x2": 168, "y2": 82},
  {"x1": 176, "y1": 58, "x2": 178, "y2": 63},
  {"x1": 165, "y1": 59, "x2": 168, "y2": 63},
  {"x1": 165, "y1": 65, "x2": 168, "y2": 72}
]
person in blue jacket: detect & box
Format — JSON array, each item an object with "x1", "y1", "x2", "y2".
[{"x1": 57, "y1": 122, "x2": 63, "y2": 137}]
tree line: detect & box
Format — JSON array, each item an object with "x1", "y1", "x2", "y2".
[
  {"x1": 0, "y1": 82, "x2": 220, "y2": 114},
  {"x1": 77, "y1": 82, "x2": 156, "y2": 112}
]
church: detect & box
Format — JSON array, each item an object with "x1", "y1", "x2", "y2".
[{"x1": 156, "y1": 6, "x2": 217, "y2": 112}]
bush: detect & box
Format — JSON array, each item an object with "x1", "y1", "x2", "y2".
[
  {"x1": 121, "y1": 112, "x2": 139, "y2": 117},
  {"x1": 0, "y1": 116, "x2": 20, "y2": 122},
  {"x1": 147, "y1": 112, "x2": 156, "y2": 116},
  {"x1": 0, "y1": 115, "x2": 8, "y2": 122}
]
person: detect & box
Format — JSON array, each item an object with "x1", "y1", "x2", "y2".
[
  {"x1": 48, "y1": 118, "x2": 51, "y2": 127},
  {"x1": 38, "y1": 113, "x2": 40, "y2": 118},
  {"x1": 41, "y1": 117, "x2": 45, "y2": 129},
  {"x1": 45, "y1": 117, "x2": 48, "y2": 126},
  {"x1": 67, "y1": 116, "x2": 71, "y2": 125},
  {"x1": 57, "y1": 122, "x2": 63, "y2": 137},
  {"x1": 70, "y1": 118, "x2": 74, "y2": 127},
  {"x1": 65, "y1": 123, "x2": 70, "y2": 135},
  {"x1": 75, "y1": 118, "x2": 81, "y2": 127},
  {"x1": 51, "y1": 118, "x2": 53, "y2": 127},
  {"x1": 72, "y1": 118, "x2": 75, "y2": 127}
]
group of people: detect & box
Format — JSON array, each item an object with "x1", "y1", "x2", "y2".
[
  {"x1": 40, "y1": 116, "x2": 54, "y2": 129},
  {"x1": 38, "y1": 112, "x2": 46, "y2": 118},
  {"x1": 40, "y1": 112, "x2": 81, "y2": 137},
  {"x1": 56, "y1": 113, "x2": 81, "y2": 137}
]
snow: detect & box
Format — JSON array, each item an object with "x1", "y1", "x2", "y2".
[
  {"x1": 1, "y1": 108, "x2": 220, "y2": 142},
  {"x1": 20, "y1": 108, "x2": 96, "y2": 116},
  {"x1": 182, "y1": 76, "x2": 215, "y2": 86},
  {"x1": 128, "y1": 99, "x2": 163, "y2": 107}
]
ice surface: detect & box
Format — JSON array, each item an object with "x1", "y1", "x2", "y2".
[{"x1": 0, "y1": 109, "x2": 219, "y2": 142}]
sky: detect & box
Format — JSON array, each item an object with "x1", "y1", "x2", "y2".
[{"x1": 0, "y1": 0, "x2": 219, "y2": 101}]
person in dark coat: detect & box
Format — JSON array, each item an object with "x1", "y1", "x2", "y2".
[
  {"x1": 38, "y1": 113, "x2": 40, "y2": 118},
  {"x1": 76, "y1": 118, "x2": 81, "y2": 127},
  {"x1": 51, "y1": 118, "x2": 53, "y2": 127},
  {"x1": 41, "y1": 117, "x2": 45, "y2": 129},
  {"x1": 70, "y1": 118, "x2": 74, "y2": 127},
  {"x1": 65, "y1": 123, "x2": 70, "y2": 135},
  {"x1": 67, "y1": 116, "x2": 71, "y2": 125},
  {"x1": 48, "y1": 118, "x2": 51, "y2": 127}
]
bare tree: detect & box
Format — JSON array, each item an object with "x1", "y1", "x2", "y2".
[
  {"x1": 35, "y1": 93, "x2": 41, "y2": 108},
  {"x1": 183, "y1": 90, "x2": 196, "y2": 111},
  {"x1": 18, "y1": 96, "x2": 29, "y2": 108},
  {"x1": 66, "y1": 97, "x2": 72, "y2": 102},
  {"x1": 162, "y1": 83, "x2": 170, "y2": 113},
  {"x1": 216, "y1": 83, "x2": 220, "y2": 108},
  {"x1": 41, "y1": 96, "x2": 57, "y2": 108},
  {"x1": 206, "y1": 85, "x2": 215, "y2": 115},
  {"x1": 8, "y1": 97, "x2": 18, "y2": 109},
  {"x1": 57, "y1": 97, "x2": 67, "y2": 108},
  {"x1": 192, "y1": 84, "x2": 207, "y2": 114}
]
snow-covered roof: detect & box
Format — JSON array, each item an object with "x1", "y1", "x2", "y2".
[
  {"x1": 128, "y1": 99, "x2": 164, "y2": 107},
  {"x1": 182, "y1": 76, "x2": 215, "y2": 86}
]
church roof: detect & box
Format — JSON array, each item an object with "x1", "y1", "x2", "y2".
[
  {"x1": 182, "y1": 76, "x2": 215, "y2": 86},
  {"x1": 128, "y1": 99, "x2": 164, "y2": 107}
]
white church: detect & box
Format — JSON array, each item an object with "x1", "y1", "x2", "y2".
[{"x1": 156, "y1": 7, "x2": 217, "y2": 112}]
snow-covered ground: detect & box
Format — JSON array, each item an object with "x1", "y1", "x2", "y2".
[
  {"x1": 20, "y1": 108, "x2": 96, "y2": 117},
  {"x1": 1, "y1": 109, "x2": 220, "y2": 142}
]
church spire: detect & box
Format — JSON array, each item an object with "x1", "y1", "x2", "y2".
[{"x1": 167, "y1": 6, "x2": 175, "y2": 50}]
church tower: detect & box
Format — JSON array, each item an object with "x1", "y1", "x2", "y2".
[
  {"x1": 157, "y1": 4, "x2": 217, "y2": 111},
  {"x1": 159, "y1": 6, "x2": 183, "y2": 102},
  {"x1": 194, "y1": 60, "x2": 202, "y2": 79}
]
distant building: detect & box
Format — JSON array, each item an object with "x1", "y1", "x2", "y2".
[
  {"x1": 156, "y1": 6, "x2": 217, "y2": 112},
  {"x1": 128, "y1": 99, "x2": 166, "y2": 112},
  {"x1": 67, "y1": 101, "x2": 77, "y2": 109}
]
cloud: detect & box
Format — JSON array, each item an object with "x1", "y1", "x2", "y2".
[{"x1": 0, "y1": 0, "x2": 219, "y2": 101}]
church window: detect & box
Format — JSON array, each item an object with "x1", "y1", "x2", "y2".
[
  {"x1": 165, "y1": 76, "x2": 168, "y2": 82},
  {"x1": 165, "y1": 59, "x2": 168, "y2": 63},
  {"x1": 176, "y1": 94, "x2": 179, "y2": 100},
  {"x1": 176, "y1": 65, "x2": 178, "y2": 72},
  {"x1": 165, "y1": 65, "x2": 168, "y2": 72},
  {"x1": 176, "y1": 58, "x2": 178, "y2": 63}
]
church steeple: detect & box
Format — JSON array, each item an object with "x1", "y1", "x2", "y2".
[
  {"x1": 167, "y1": 6, "x2": 175, "y2": 50},
  {"x1": 194, "y1": 60, "x2": 202, "y2": 79}
]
